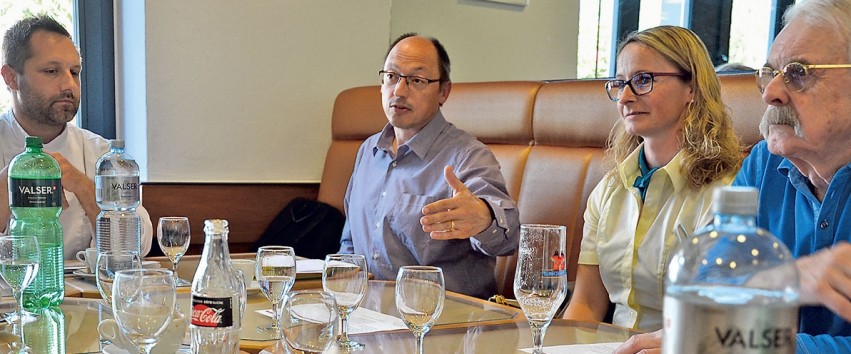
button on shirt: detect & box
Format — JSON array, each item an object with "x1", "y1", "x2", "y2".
[
  {"x1": 579, "y1": 145, "x2": 733, "y2": 331},
  {"x1": 734, "y1": 140, "x2": 851, "y2": 352},
  {"x1": 339, "y1": 112, "x2": 519, "y2": 299}
]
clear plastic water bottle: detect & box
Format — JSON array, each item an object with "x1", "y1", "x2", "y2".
[
  {"x1": 190, "y1": 219, "x2": 243, "y2": 353},
  {"x1": 95, "y1": 140, "x2": 141, "y2": 256},
  {"x1": 8, "y1": 136, "x2": 64, "y2": 309},
  {"x1": 23, "y1": 307, "x2": 64, "y2": 353},
  {"x1": 663, "y1": 186, "x2": 799, "y2": 353}
]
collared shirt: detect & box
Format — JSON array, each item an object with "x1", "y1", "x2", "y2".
[
  {"x1": 734, "y1": 140, "x2": 851, "y2": 352},
  {"x1": 579, "y1": 145, "x2": 733, "y2": 331},
  {"x1": 339, "y1": 111, "x2": 519, "y2": 299},
  {"x1": 0, "y1": 109, "x2": 153, "y2": 260}
]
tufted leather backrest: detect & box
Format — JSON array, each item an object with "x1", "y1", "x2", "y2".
[{"x1": 319, "y1": 73, "x2": 766, "y2": 299}]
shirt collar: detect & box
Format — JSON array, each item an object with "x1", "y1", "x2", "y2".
[
  {"x1": 373, "y1": 111, "x2": 448, "y2": 160},
  {"x1": 8, "y1": 109, "x2": 70, "y2": 146},
  {"x1": 618, "y1": 143, "x2": 687, "y2": 193}
]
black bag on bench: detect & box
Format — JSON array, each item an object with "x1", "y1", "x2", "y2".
[{"x1": 253, "y1": 197, "x2": 345, "y2": 259}]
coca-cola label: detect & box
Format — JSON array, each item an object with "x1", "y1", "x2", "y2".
[
  {"x1": 10, "y1": 178, "x2": 62, "y2": 208},
  {"x1": 191, "y1": 295, "x2": 234, "y2": 327}
]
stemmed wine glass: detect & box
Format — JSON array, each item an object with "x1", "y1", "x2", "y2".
[
  {"x1": 395, "y1": 266, "x2": 445, "y2": 354},
  {"x1": 513, "y1": 224, "x2": 568, "y2": 354},
  {"x1": 280, "y1": 290, "x2": 338, "y2": 354},
  {"x1": 156, "y1": 217, "x2": 191, "y2": 287},
  {"x1": 0, "y1": 235, "x2": 40, "y2": 325},
  {"x1": 96, "y1": 250, "x2": 142, "y2": 306},
  {"x1": 256, "y1": 245, "x2": 296, "y2": 337},
  {"x1": 322, "y1": 254, "x2": 368, "y2": 350},
  {"x1": 112, "y1": 268, "x2": 176, "y2": 354}
]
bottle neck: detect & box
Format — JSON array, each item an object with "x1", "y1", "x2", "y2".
[
  {"x1": 713, "y1": 213, "x2": 757, "y2": 228},
  {"x1": 201, "y1": 232, "x2": 231, "y2": 261}
]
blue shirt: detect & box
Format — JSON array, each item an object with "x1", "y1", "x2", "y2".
[
  {"x1": 734, "y1": 140, "x2": 851, "y2": 353},
  {"x1": 339, "y1": 111, "x2": 520, "y2": 299}
]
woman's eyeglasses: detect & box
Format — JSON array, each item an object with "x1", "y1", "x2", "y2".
[
  {"x1": 756, "y1": 62, "x2": 851, "y2": 93},
  {"x1": 605, "y1": 72, "x2": 688, "y2": 102}
]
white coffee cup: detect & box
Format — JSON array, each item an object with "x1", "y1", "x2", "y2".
[
  {"x1": 98, "y1": 308, "x2": 187, "y2": 354},
  {"x1": 231, "y1": 259, "x2": 256, "y2": 281},
  {"x1": 75, "y1": 247, "x2": 97, "y2": 273}
]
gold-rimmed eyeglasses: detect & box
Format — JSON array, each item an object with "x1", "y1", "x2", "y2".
[
  {"x1": 756, "y1": 62, "x2": 851, "y2": 93},
  {"x1": 605, "y1": 72, "x2": 688, "y2": 102},
  {"x1": 379, "y1": 70, "x2": 440, "y2": 90}
]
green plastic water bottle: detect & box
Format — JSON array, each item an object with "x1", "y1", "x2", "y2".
[
  {"x1": 23, "y1": 307, "x2": 65, "y2": 353},
  {"x1": 8, "y1": 136, "x2": 64, "y2": 309}
]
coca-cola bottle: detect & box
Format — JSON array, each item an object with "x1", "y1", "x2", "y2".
[{"x1": 190, "y1": 219, "x2": 243, "y2": 353}]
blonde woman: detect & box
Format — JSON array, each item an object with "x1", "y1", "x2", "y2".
[{"x1": 562, "y1": 25, "x2": 741, "y2": 334}]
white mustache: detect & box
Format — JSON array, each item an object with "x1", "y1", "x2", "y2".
[{"x1": 759, "y1": 105, "x2": 803, "y2": 138}]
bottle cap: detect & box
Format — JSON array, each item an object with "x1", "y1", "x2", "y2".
[
  {"x1": 25, "y1": 136, "x2": 43, "y2": 147},
  {"x1": 712, "y1": 186, "x2": 758, "y2": 216},
  {"x1": 109, "y1": 139, "x2": 125, "y2": 149},
  {"x1": 204, "y1": 219, "x2": 229, "y2": 234}
]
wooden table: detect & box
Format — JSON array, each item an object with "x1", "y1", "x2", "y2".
[{"x1": 51, "y1": 256, "x2": 521, "y2": 353}]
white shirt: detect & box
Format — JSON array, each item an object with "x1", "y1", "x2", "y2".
[
  {"x1": 0, "y1": 110, "x2": 153, "y2": 260},
  {"x1": 578, "y1": 145, "x2": 733, "y2": 331}
]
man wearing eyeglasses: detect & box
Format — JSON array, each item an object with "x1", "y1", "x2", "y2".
[
  {"x1": 733, "y1": 0, "x2": 851, "y2": 351},
  {"x1": 338, "y1": 33, "x2": 519, "y2": 299}
]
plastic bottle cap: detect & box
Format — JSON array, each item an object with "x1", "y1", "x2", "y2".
[
  {"x1": 25, "y1": 136, "x2": 43, "y2": 147},
  {"x1": 712, "y1": 186, "x2": 758, "y2": 216},
  {"x1": 109, "y1": 139, "x2": 125, "y2": 149}
]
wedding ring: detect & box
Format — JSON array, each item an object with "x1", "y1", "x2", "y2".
[{"x1": 449, "y1": 220, "x2": 455, "y2": 231}]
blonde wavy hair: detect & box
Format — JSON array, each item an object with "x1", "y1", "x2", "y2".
[{"x1": 606, "y1": 25, "x2": 741, "y2": 189}]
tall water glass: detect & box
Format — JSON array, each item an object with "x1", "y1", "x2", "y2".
[
  {"x1": 96, "y1": 250, "x2": 142, "y2": 306},
  {"x1": 280, "y1": 290, "x2": 338, "y2": 354},
  {"x1": 322, "y1": 254, "x2": 368, "y2": 350},
  {"x1": 0, "y1": 235, "x2": 39, "y2": 324},
  {"x1": 395, "y1": 266, "x2": 445, "y2": 354},
  {"x1": 513, "y1": 224, "x2": 568, "y2": 354},
  {"x1": 256, "y1": 245, "x2": 296, "y2": 336},
  {"x1": 112, "y1": 268, "x2": 176, "y2": 354},
  {"x1": 156, "y1": 217, "x2": 191, "y2": 286}
]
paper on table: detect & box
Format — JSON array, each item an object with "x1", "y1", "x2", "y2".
[
  {"x1": 256, "y1": 306, "x2": 407, "y2": 334},
  {"x1": 520, "y1": 343, "x2": 623, "y2": 353},
  {"x1": 295, "y1": 258, "x2": 325, "y2": 273}
]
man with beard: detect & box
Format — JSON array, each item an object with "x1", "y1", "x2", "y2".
[
  {"x1": 0, "y1": 15, "x2": 152, "y2": 260},
  {"x1": 339, "y1": 33, "x2": 519, "y2": 299},
  {"x1": 733, "y1": 0, "x2": 851, "y2": 350}
]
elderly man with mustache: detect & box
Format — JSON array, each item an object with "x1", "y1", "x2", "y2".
[{"x1": 734, "y1": 0, "x2": 851, "y2": 351}]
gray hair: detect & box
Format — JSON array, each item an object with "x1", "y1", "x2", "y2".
[{"x1": 784, "y1": 0, "x2": 851, "y2": 61}]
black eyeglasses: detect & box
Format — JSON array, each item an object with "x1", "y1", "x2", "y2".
[
  {"x1": 756, "y1": 62, "x2": 851, "y2": 93},
  {"x1": 605, "y1": 72, "x2": 688, "y2": 102},
  {"x1": 378, "y1": 70, "x2": 440, "y2": 90}
]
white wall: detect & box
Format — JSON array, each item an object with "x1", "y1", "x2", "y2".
[{"x1": 118, "y1": 0, "x2": 580, "y2": 183}]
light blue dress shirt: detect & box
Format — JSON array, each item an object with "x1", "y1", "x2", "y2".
[
  {"x1": 339, "y1": 111, "x2": 519, "y2": 299},
  {"x1": 734, "y1": 140, "x2": 851, "y2": 353}
]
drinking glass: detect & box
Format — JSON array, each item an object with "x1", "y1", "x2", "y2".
[
  {"x1": 0, "y1": 235, "x2": 40, "y2": 325},
  {"x1": 256, "y1": 245, "x2": 296, "y2": 336},
  {"x1": 156, "y1": 216, "x2": 191, "y2": 286},
  {"x1": 112, "y1": 268, "x2": 176, "y2": 354},
  {"x1": 322, "y1": 254, "x2": 368, "y2": 350},
  {"x1": 96, "y1": 250, "x2": 142, "y2": 306},
  {"x1": 513, "y1": 224, "x2": 568, "y2": 354},
  {"x1": 280, "y1": 290, "x2": 338, "y2": 354},
  {"x1": 395, "y1": 266, "x2": 445, "y2": 354}
]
